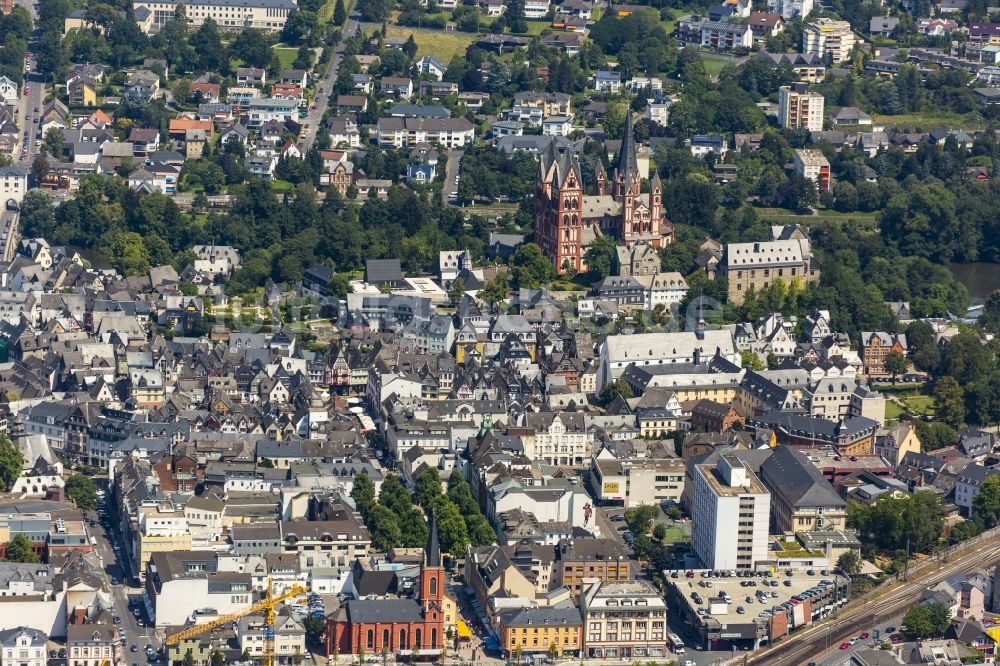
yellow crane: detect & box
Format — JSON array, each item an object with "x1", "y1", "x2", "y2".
[{"x1": 165, "y1": 579, "x2": 309, "y2": 666}]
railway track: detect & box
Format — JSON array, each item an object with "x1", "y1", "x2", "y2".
[{"x1": 748, "y1": 539, "x2": 1000, "y2": 666}]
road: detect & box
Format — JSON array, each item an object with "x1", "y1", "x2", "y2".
[
  {"x1": 92, "y1": 499, "x2": 164, "y2": 665},
  {"x1": 11, "y1": 0, "x2": 45, "y2": 169},
  {"x1": 442, "y1": 149, "x2": 462, "y2": 204},
  {"x1": 300, "y1": 15, "x2": 360, "y2": 151},
  {"x1": 748, "y1": 535, "x2": 1000, "y2": 666}
]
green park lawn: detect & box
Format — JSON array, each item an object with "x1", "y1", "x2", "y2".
[
  {"x1": 383, "y1": 26, "x2": 476, "y2": 62},
  {"x1": 274, "y1": 47, "x2": 298, "y2": 71}
]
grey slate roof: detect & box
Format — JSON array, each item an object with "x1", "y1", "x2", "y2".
[
  {"x1": 759, "y1": 445, "x2": 846, "y2": 508},
  {"x1": 344, "y1": 598, "x2": 424, "y2": 623}
]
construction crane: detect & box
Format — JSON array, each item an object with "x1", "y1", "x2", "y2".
[{"x1": 165, "y1": 579, "x2": 308, "y2": 666}]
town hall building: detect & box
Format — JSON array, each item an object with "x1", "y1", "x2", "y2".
[{"x1": 534, "y1": 114, "x2": 674, "y2": 273}]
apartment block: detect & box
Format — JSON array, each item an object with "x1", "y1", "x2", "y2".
[
  {"x1": 803, "y1": 18, "x2": 855, "y2": 62},
  {"x1": 778, "y1": 84, "x2": 824, "y2": 132},
  {"x1": 793, "y1": 148, "x2": 831, "y2": 192}
]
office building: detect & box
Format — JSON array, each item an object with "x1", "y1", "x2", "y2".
[{"x1": 691, "y1": 454, "x2": 771, "y2": 570}]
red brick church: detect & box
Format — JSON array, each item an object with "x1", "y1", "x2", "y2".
[
  {"x1": 326, "y1": 516, "x2": 446, "y2": 660},
  {"x1": 534, "y1": 113, "x2": 673, "y2": 273}
]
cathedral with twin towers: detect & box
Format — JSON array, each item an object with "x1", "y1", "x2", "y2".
[{"x1": 534, "y1": 114, "x2": 674, "y2": 273}]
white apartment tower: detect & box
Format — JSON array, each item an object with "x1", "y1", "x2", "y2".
[
  {"x1": 802, "y1": 18, "x2": 856, "y2": 62},
  {"x1": 691, "y1": 454, "x2": 771, "y2": 570}
]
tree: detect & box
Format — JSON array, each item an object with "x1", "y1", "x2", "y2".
[
  {"x1": 350, "y1": 471, "x2": 376, "y2": 519},
  {"x1": 43, "y1": 128, "x2": 65, "y2": 159},
  {"x1": 434, "y1": 499, "x2": 469, "y2": 556},
  {"x1": 914, "y1": 421, "x2": 956, "y2": 451},
  {"x1": 902, "y1": 602, "x2": 951, "y2": 641},
  {"x1": 510, "y1": 243, "x2": 553, "y2": 288},
  {"x1": 740, "y1": 350, "x2": 764, "y2": 371},
  {"x1": 333, "y1": 0, "x2": 346, "y2": 24},
  {"x1": 0, "y1": 435, "x2": 22, "y2": 493},
  {"x1": 624, "y1": 505, "x2": 658, "y2": 535},
  {"x1": 65, "y1": 474, "x2": 98, "y2": 511},
  {"x1": 583, "y1": 234, "x2": 617, "y2": 279},
  {"x1": 210, "y1": 650, "x2": 226, "y2": 666},
  {"x1": 940, "y1": 332, "x2": 994, "y2": 385},
  {"x1": 906, "y1": 320, "x2": 941, "y2": 371},
  {"x1": 303, "y1": 616, "x2": 326, "y2": 646},
  {"x1": 603, "y1": 99, "x2": 630, "y2": 141},
  {"x1": 465, "y1": 513, "x2": 496, "y2": 546},
  {"x1": 478, "y1": 277, "x2": 510, "y2": 311},
  {"x1": 884, "y1": 351, "x2": 909, "y2": 383},
  {"x1": 30, "y1": 155, "x2": 49, "y2": 185},
  {"x1": 402, "y1": 34, "x2": 418, "y2": 60},
  {"x1": 972, "y1": 474, "x2": 1000, "y2": 528},
  {"x1": 836, "y1": 551, "x2": 861, "y2": 576},
  {"x1": 598, "y1": 379, "x2": 633, "y2": 405},
  {"x1": 448, "y1": 277, "x2": 466, "y2": 306},
  {"x1": 504, "y1": 0, "x2": 527, "y2": 32},
  {"x1": 4, "y1": 533, "x2": 39, "y2": 563},
  {"x1": 110, "y1": 231, "x2": 151, "y2": 276},
  {"x1": 414, "y1": 468, "x2": 442, "y2": 509},
  {"x1": 934, "y1": 376, "x2": 965, "y2": 428},
  {"x1": 183, "y1": 650, "x2": 196, "y2": 666},
  {"x1": 367, "y1": 504, "x2": 402, "y2": 551},
  {"x1": 358, "y1": 0, "x2": 391, "y2": 22}
]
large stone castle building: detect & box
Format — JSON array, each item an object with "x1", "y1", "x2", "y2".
[{"x1": 534, "y1": 115, "x2": 674, "y2": 273}]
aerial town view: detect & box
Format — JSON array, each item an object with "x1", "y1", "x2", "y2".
[{"x1": 3, "y1": 0, "x2": 1000, "y2": 661}]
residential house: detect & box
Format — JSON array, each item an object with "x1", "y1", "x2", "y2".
[
  {"x1": 415, "y1": 56, "x2": 448, "y2": 81},
  {"x1": 859, "y1": 332, "x2": 906, "y2": 376},
  {"x1": 125, "y1": 70, "x2": 159, "y2": 103}
]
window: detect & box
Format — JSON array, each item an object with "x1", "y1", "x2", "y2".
[
  {"x1": 367, "y1": 630, "x2": 374, "y2": 650},
  {"x1": 429, "y1": 576, "x2": 437, "y2": 596}
]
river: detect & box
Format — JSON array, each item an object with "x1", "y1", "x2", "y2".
[{"x1": 948, "y1": 262, "x2": 1000, "y2": 304}]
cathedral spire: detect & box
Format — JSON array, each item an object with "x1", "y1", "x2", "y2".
[{"x1": 616, "y1": 110, "x2": 638, "y2": 182}]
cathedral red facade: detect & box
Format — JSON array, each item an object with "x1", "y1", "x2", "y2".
[{"x1": 534, "y1": 114, "x2": 673, "y2": 273}]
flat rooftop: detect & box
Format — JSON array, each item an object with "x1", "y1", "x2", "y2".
[
  {"x1": 668, "y1": 569, "x2": 848, "y2": 626},
  {"x1": 696, "y1": 463, "x2": 768, "y2": 497}
]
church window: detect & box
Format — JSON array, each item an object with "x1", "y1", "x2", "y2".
[
  {"x1": 367, "y1": 630, "x2": 374, "y2": 649},
  {"x1": 431, "y1": 628, "x2": 438, "y2": 648},
  {"x1": 400, "y1": 630, "x2": 407, "y2": 648},
  {"x1": 383, "y1": 629, "x2": 389, "y2": 648},
  {"x1": 430, "y1": 576, "x2": 437, "y2": 596},
  {"x1": 416, "y1": 629, "x2": 423, "y2": 648}
]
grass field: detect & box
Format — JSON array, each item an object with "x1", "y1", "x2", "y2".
[
  {"x1": 659, "y1": 526, "x2": 688, "y2": 545},
  {"x1": 872, "y1": 111, "x2": 985, "y2": 131},
  {"x1": 700, "y1": 52, "x2": 739, "y2": 79},
  {"x1": 753, "y1": 206, "x2": 881, "y2": 229},
  {"x1": 384, "y1": 26, "x2": 476, "y2": 61},
  {"x1": 885, "y1": 400, "x2": 904, "y2": 422},
  {"x1": 274, "y1": 47, "x2": 298, "y2": 71},
  {"x1": 524, "y1": 20, "x2": 550, "y2": 35}
]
